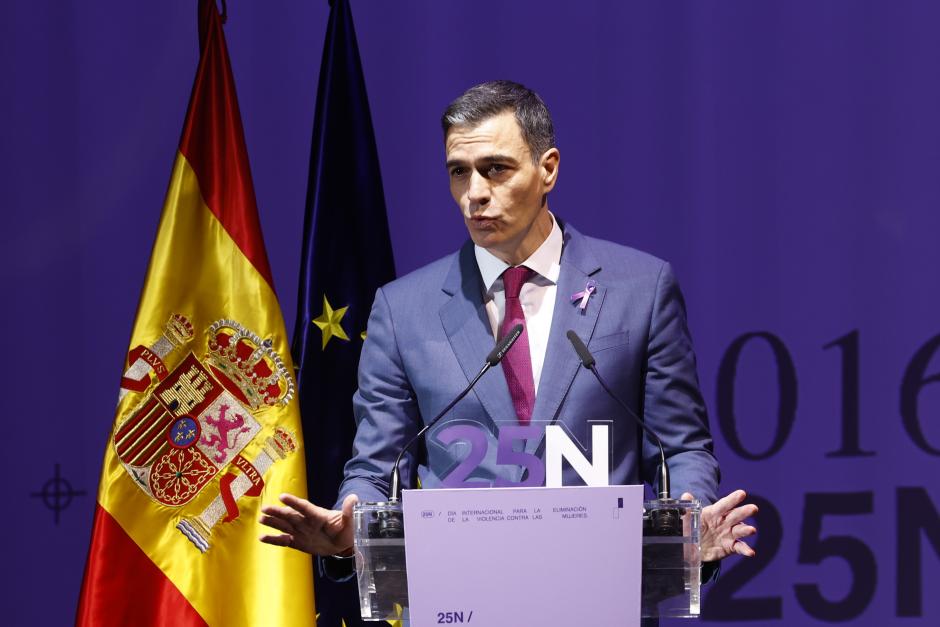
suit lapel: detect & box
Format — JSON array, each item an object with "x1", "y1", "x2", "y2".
[
  {"x1": 439, "y1": 242, "x2": 518, "y2": 432},
  {"x1": 526, "y1": 225, "x2": 604, "y2": 456}
]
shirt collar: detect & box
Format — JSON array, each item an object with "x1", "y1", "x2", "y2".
[{"x1": 474, "y1": 213, "x2": 563, "y2": 293}]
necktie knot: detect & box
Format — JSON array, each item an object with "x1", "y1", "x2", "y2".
[{"x1": 502, "y1": 266, "x2": 533, "y2": 299}]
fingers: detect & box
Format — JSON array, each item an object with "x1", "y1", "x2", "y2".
[
  {"x1": 726, "y1": 524, "x2": 757, "y2": 558},
  {"x1": 733, "y1": 524, "x2": 757, "y2": 540},
  {"x1": 723, "y1": 503, "x2": 759, "y2": 527},
  {"x1": 259, "y1": 494, "x2": 321, "y2": 524},
  {"x1": 261, "y1": 493, "x2": 333, "y2": 532},
  {"x1": 733, "y1": 539, "x2": 756, "y2": 557},
  {"x1": 680, "y1": 492, "x2": 694, "y2": 501},
  {"x1": 255, "y1": 492, "x2": 364, "y2": 557},
  {"x1": 711, "y1": 489, "x2": 748, "y2": 514},
  {"x1": 279, "y1": 493, "x2": 327, "y2": 519},
  {"x1": 260, "y1": 503, "x2": 319, "y2": 540},
  {"x1": 261, "y1": 503, "x2": 307, "y2": 523},
  {"x1": 259, "y1": 532, "x2": 293, "y2": 548},
  {"x1": 258, "y1": 511, "x2": 297, "y2": 535},
  {"x1": 328, "y1": 494, "x2": 359, "y2": 554},
  {"x1": 341, "y1": 493, "x2": 359, "y2": 519}
]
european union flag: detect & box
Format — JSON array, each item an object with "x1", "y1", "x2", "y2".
[{"x1": 292, "y1": 1, "x2": 395, "y2": 625}]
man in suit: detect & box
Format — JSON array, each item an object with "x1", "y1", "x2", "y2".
[{"x1": 260, "y1": 81, "x2": 756, "y2": 566}]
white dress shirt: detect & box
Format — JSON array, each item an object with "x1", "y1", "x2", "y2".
[{"x1": 474, "y1": 215, "x2": 563, "y2": 394}]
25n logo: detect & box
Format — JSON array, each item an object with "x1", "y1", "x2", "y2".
[{"x1": 433, "y1": 422, "x2": 611, "y2": 488}]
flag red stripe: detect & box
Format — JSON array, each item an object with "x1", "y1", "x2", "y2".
[
  {"x1": 178, "y1": 2, "x2": 275, "y2": 289},
  {"x1": 116, "y1": 406, "x2": 168, "y2": 458},
  {"x1": 76, "y1": 505, "x2": 207, "y2": 626},
  {"x1": 115, "y1": 399, "x2": 158, "y2": 442},
  {"x1": 127, "y1": 438, "x2": 169, "y2": 468},
  {"x1": 120, "y1": 414, "x2": 174, "y2": 464}
]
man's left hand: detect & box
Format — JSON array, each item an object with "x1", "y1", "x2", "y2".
[{"x1": 682, "y1": 489, "x2": 758, "y2": 562}]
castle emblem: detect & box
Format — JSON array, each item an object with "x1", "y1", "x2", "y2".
[{"x1": 113, "y1": 315, "x2": 297, "y2": 551}]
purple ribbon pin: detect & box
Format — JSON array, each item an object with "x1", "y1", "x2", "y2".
[{"x1": 571, "y1": 279, "x2": 597, "y2": 312}]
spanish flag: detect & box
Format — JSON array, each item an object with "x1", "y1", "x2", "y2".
[{"x1": 77, "y1": 2, "x2": 315, "y2": 625}]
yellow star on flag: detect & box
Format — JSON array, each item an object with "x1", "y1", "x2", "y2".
[{"x1": 312, "y1": 295, "x2": 350, "y2": 349}]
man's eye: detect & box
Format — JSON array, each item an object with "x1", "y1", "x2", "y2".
[
  {"x1": 486, "y1": 164, "x2": 507, "y2": 176},
  {"x1": 450, "y1": 167, "x2": 467, "y2": 178}
]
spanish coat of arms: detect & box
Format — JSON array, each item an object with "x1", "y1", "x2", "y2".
[{"x1": 114, "y1": 314, "x2": 297, "y2": 553}]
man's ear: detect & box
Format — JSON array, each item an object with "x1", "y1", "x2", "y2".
[{"x1": 540, "y1": 147, "x2": 560, "y2": 192}]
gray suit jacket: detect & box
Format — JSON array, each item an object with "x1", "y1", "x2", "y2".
[{"x1": 335, "y1": 222, "x2": 719, "y2": 506}]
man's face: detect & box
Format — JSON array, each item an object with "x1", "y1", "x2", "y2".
[{"x1": 445, "y1": 111, "x2": 558, "y2": 263}]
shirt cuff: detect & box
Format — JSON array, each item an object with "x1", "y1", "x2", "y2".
[{"x1": 317, "y1": 553, "x2": 356, "y2": 582}]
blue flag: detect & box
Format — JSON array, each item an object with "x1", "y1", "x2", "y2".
[{"x1": 292, "y1": 1, "x2": 395, "y2": 625}]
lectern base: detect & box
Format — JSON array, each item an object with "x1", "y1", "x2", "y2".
[
  {"x1": 353, "y1": 501, "x2": 408, "y2": 622},
  {"x1": 642, "y1": 498, "x2": 701, "y2": 618}
]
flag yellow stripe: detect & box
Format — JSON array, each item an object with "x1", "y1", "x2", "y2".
[{"x1": 98, "y1": 153, "x2": 315, "y2": 627}]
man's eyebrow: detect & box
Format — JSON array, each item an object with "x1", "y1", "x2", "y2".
[
  {"x1": 445, "y1": 154, "x2": 519, "y2": 169},
  {"x1": 480, "y1": 154, "x2": 519, "y2": 165}
]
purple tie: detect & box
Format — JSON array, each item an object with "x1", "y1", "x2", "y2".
[{"x1": 500, "y1": 266, "x2": 536, "y2": 425}]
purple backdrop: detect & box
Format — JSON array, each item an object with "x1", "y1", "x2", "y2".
[{"x1": 3, "y1": 1, "x2": 938, "y2": 625}]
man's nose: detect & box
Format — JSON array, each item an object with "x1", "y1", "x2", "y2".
[{"x1": 466, "y1": 171, "x2": 490, "y2": 208}]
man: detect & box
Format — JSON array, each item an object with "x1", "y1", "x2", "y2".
[{"x1": 260, "y1": 81, "x2": 756, "y2": 568}]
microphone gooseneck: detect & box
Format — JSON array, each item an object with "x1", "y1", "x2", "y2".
[
  {"x1": 387, "y1": 323, "x2": 524, "y2": 502},
  {"x1": 565, "y1": 330, "x2": 671, "y2": 500}
]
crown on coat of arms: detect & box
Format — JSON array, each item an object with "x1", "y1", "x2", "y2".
[
  {"x1": 204, "y1": 319, "x2": 294, "y2": 410},
  {"x1": 165, "y1": 313, "x2": 195, "y2": 347},
  {"x1": 270, "y1": 427, "x2": 297, "y2": 458}
]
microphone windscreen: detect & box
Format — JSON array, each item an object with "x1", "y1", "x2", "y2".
[
  {"x1": 487, "y1": 323, "x2": 524, "y2": 365},
  {"x1": 566, "y1": 330, "x2": 596, "y2": 368}
]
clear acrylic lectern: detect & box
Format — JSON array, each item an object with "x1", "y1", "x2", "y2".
[{"x1": 353, "y1": 492, "x2": 701, "y2": 623}]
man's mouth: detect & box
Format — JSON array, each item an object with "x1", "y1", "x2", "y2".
[{"x1": 469, "y1": 215, "x2": 499, "y2": 226}]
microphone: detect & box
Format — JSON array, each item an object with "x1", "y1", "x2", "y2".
[
  {"x1": 566, "y1": 330, "x2": 671, "y2": 501},
  {"x1": 387, "y1": 323, "x2": 524, "y2": 503}
]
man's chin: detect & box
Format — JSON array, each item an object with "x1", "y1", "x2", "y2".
[{"x1": 467, "y1": 230, "x2": 504, "y2": 250}]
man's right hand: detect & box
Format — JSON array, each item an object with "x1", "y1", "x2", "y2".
[{"x1": 259, "y1": 493, "x2": 359, "y2": 556}]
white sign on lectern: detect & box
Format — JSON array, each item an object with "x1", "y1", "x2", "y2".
[{"x1": 402, "y1": 485, "x2": 643, "y2": 627}]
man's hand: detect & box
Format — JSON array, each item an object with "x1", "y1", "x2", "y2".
[
  {"x1": 259, "y1": 493, "x2": 359, "y2": 556},
  {"x1": 682, "y1": 489, "x2": 758, "y2": 562}
]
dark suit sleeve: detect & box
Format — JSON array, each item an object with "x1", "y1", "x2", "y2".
[
  {"x1": 641, "y1": 262, "x2": 720, "y2": 506},
  {"x1": 334, "y1": 287, "x2": 422, "y2": 508}
]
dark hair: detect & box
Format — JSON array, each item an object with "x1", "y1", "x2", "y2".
[{"x1": 441, "y1": 80, "x2": 556, "y2": 162}]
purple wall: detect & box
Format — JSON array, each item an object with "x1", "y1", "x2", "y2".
[{"x1": 3, "y1": 1, "x2": 938, "y2": 624}]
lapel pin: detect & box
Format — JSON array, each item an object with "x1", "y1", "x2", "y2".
[{"x1": 571, "y1": 279, "x2": 597, "y2": 312}]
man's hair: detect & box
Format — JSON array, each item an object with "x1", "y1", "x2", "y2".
[{"x1": 441, "y1": 80, "x2": 556, "y2": 162}]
